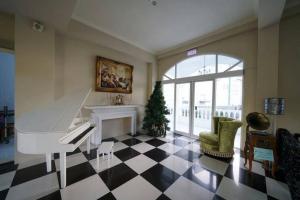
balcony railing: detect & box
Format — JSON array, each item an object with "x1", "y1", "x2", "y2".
[{"x1": 166, "y1": 105, "x2": 241, "y2": 120}]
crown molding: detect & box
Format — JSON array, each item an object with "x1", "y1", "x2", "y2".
[{"x1": 157, "y1": 18, "x2": 258, "y2": 59}]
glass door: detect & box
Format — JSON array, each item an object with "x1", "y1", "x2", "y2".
[
  {"x1": 175, "y1": 83, "x2": 190, "y2": 134},
  {"x1": 163, "y1": 83, "x2": 175, "y2": 131},
  {"x1": 215, "y1": 76, "x2": 243, "y2": 148},
  {"x1": 164, "y1": 77, "x2": 243, "y2": 144},
  {"x1": 193, "y1": 81, "x2": 213, "y2": 136}
]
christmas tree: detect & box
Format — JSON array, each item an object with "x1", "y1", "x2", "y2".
[{"x1": 143, "y1": 81, "x2": 170, "y2": 137}]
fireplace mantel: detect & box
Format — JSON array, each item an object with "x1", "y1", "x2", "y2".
[{"x1": 85, "y1": 105, "x2": 139, "y2": 145}]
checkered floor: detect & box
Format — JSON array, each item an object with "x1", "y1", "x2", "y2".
[{"x1": 0, "y1": 133, "x2": 292, "y2": 200}]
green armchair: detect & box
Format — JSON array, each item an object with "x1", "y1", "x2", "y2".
[{"x1": 199, "y1": 117, "x2": 243, "y2": 158}]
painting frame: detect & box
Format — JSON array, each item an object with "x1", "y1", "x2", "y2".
[{"x1": 95, "y1": 56, "x2": 133, "y2": 94}]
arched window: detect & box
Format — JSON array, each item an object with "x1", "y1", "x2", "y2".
[
  {"x1": 162, "y1": 54, "x2": 243, "y2": 149},
  {"x1": 163, "y1": 54, "x2": 243, "y2": 80}
]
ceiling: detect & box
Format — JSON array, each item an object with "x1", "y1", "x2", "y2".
[
  {"x1": 73, "y1": 0, "x2": 256, "y2": 54},
  {"x1": 0, "y1": 0, "x2": 289, "y2": 55},
  {"x1": 0, "y1": 0, "x2": 78, "y2": 31},
  {"x1": 258, "y1": 0, "x2": 286, "y2": 28}
]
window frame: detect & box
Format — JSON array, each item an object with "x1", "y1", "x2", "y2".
[{"x1": 162, "y1": 54, "x2": 244, "y2": 83}]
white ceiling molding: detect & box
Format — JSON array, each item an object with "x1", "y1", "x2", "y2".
[
  {"x1": 157, "y1": 18, "x2": 258, "y2": 59},
  {"x1": 72, "y1": 16, "x2": 154, "y2": 54},
  {"x1": 65, "y1": 19, "x2": 156, "y2": 63}
]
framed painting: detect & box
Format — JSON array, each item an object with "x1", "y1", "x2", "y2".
[{"x1": 96, "y1": 56, "x2": 133, "y2": 93}]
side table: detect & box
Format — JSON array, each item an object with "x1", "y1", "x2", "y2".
[{"x1": 244, "y1": 132, "x2": 278, "y2": 177}]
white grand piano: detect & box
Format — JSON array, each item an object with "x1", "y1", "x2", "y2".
[{"x1": 16, "y1": 88, "x2": 96, "y2": 188}]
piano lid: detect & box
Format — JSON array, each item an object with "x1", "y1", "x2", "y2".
[{"x1": 16, "y1": 88, "x2": 91, "y2": 134}]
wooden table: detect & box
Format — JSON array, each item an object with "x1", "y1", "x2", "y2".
[{"x1": 244, "y1": 132, "x2": 278, "y2": 177}]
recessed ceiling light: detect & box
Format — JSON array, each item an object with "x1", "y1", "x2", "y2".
[{"x1": 148, "y1": 0, "x2": 157, "y2": 6}]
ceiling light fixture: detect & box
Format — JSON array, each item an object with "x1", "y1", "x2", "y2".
[{"x1": 148, "y1": 0, "x2": 157, "y2": 6}]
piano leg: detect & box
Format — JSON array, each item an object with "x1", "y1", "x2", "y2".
[
  {"x1": 96, "y1": 149, "x2": 100, "y2": 170},
  {"x1": 87, "y1": 136, "x2": 91, "y2": 154},
  {"x1": 131, "y1": 113, "x2": 136, "y2": 136},
  {"x1": 46, "y1": 153, "x2": 52, "y2": 172},
  {"x1": 60, "y1": 152, "x2": 67, "y2": 188}
]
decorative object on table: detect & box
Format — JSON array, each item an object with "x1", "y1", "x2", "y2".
[
  {"x1": 244, "y1": 112, "x2": 278, "y2": 176},
  {"x1": 105, "y1": 93, "x2": 132, "y2": 105},
  {"x1": 276, "y1": 128, "x2": 300, "y2": 200},
  {"x1": 245, "y1": 112, "x2": 270, "y2": 135},
  {"x1": 264, "y1": 97, "x2": 285, "y2": 134},
  {"x1": 111, "y1": 94, "x2": 124, "y2": 105},
  {"x1": 199, "y1": 117, "x2": 242, "y2": 158},
  {"x1": 143, "y1": 81, "x2": 170, "y2": 137},
  {"x1": 95, "y1": 56, "x2": 133, "y2": 94}
]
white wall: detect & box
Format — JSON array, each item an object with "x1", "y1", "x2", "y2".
[
  {"x1": 278, "y1": 12, "x2": 300, "y2": 133},
  {"x1": 0, "y1": 51, "x2": 15, "y2": 110},
  {"x1": 14, "y1": 15, "x2": 56, "y2": 163},
  {"x1": 15, "y1": 15, "x2": 55, "y2": 118},
  {"x1": 0, "y1": 12, "x2": 14, "y2": 50},
  {"x1": 65, "y1": 19, "x2": 157, "y2": 97},
  {"x1": 55, "y1": 34, "x2": 148, "y2": 138},
  {"x1": 256, "y1": 24, "x2": 279, "y2": 113}
]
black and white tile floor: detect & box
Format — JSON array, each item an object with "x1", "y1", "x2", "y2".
[{"x1": 0, "y1": 133, "x2": 292, "y2": 200}]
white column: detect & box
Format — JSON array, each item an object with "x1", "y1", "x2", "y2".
[
  {"x1": 46, "y1": 153, "x2": 52, "y2": 172},
  {"x1": 60, "y1": 152, "x2": 67, "y2": 188}
]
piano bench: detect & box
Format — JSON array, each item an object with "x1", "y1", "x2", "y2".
[{"x1": 96, "y1": 141, "x2": 114, "y2": 170}]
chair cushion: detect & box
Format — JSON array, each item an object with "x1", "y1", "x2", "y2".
[{"x1": 199, "y1": 132, "x2": 219, "y2": 145}]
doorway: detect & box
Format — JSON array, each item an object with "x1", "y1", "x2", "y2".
[{"x1": 0, "y1": 50, "x2": 15, "y2": 164}]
